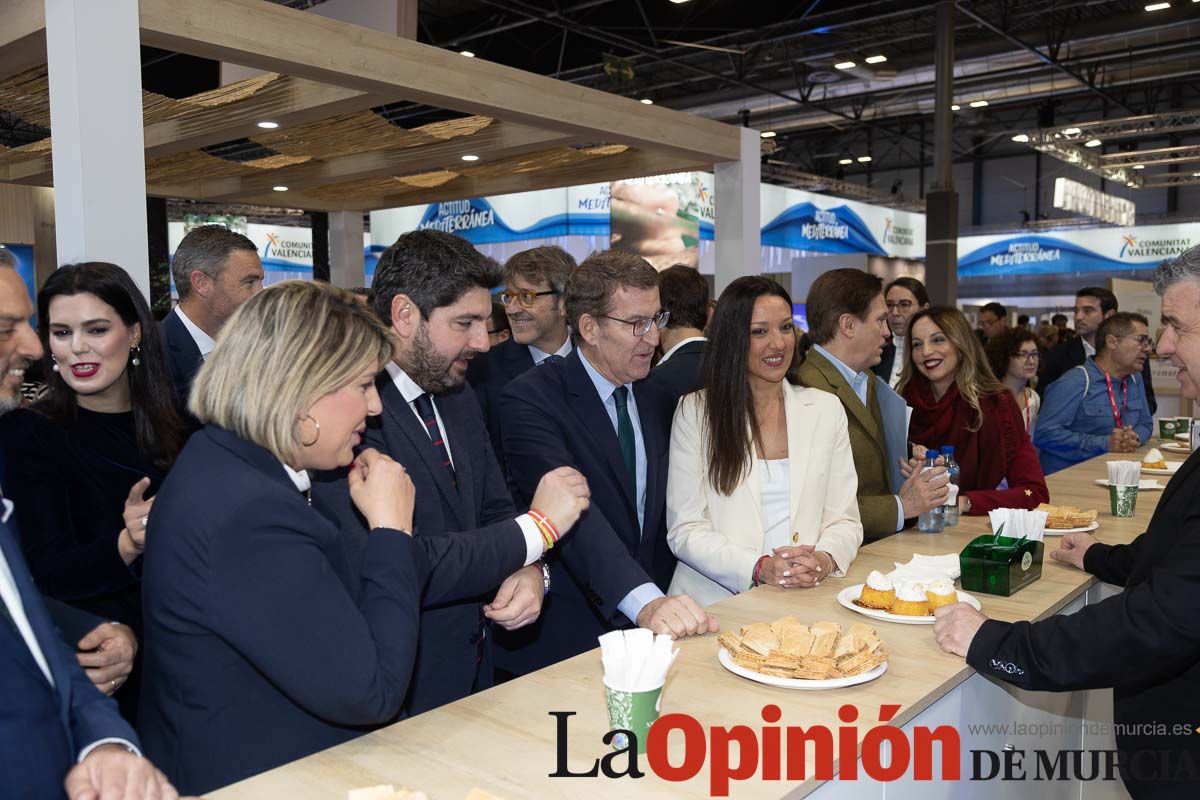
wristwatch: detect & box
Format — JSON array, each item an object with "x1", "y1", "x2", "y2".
[{"x1": 538, "y1": 560, "x2": 551, "y2": 596}]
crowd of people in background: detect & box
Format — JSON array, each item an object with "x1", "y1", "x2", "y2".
[{"x1": 2, "y1": 228, "x2": 1198, "y2": 798}]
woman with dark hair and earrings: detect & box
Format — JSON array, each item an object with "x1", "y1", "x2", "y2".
[
  {"x1": 665, "y1": 276, "x2": 862, "y2": 607},
  {"x1": 0, "y1": 262, "x2": 184, "y2": 720}
]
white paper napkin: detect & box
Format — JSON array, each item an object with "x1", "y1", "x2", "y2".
[
  {"x1": 598, "y1": 628, "x2": 679, "y2": 692},
  {"x1": 987, "y1": 507, "x2": 1047, "y2": 542},
  {"x1": 1107, "y1": 460, "x2": 1142, "y2": 487},
  {"x1": 886, "y1": 553, "x2": 962, "y2": 583}
]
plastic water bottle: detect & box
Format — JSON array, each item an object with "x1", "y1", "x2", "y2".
[
  {"x1": 940, "y1": 445, "x2": 960, "y2": 527},
  {"x1": 917, "y1": 450, "x2": 945, "y2": 533}
]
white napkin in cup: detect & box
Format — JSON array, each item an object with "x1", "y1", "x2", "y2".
[
  {"x1": 1107, "y1": 460, "x2": 1142, "y2": 487},
  {"x1": 988, "y1": 507, "x2": 1047, "y2": 542},
  {"x1": 598, "y1": 629, "x2": 679, "y2": 692},
  {"x1": 886, "y1": 553, "x2": 961, "y2": 583}
]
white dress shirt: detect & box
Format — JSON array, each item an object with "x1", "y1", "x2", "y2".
[
  {"x1": 174, "y1": 305, "x2": 216, "y2": 360},
  {"x1": 758, "y1": 459, "x2": 791, "y2": 553},
  {"x1": 382, "y1": 362, "x2": 544, "y2": 565},
  {"x1": 528, "y1": 337, "x2": 573, "y2": 365},
  {"x1": 888, "y1": 335, "x2": 906, "y2": 389}
]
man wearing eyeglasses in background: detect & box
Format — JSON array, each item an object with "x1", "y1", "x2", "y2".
[
  {"x1": 468, "y1": 246, "x2": 575, "y2": 493},
  {"x1": 496, "y1": 250, "x2": 717, "y2": 676},
  {"x1": 1034, "y1": 312, "x2": 1154, "y2": 474},
  {"x1": 873, "y1": 276, "x2": 930, "y2": 389}
]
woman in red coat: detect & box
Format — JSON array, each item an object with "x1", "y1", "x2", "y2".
[{"x1": 898, "y1": 306, "x2": 1049, "y2": 515}]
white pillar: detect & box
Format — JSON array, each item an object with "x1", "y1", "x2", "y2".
[
  {"x1": 329, "y1": 211, "x2": 365, "y2": 288},
  {"x1": 45, "y1": 0, "x2": 149, "y2": 299},
  {"x1": 713, "y1": 127, "x2": 761, "y2": 296}
]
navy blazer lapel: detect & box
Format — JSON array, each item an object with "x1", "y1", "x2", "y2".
[
  {"x1": 563, "y1": 352, "x2": 638, "y2": 522},
  {"x1": 501, "y1": 339, "x2": 535, "y2": 384},
  {"x1": 376, "y1": 374, "x2": 465, "y2": 526},
  {"x1": 0, "y1": 523, "x2": 62, "y2": 695}
]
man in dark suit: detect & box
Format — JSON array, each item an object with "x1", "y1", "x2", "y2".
[
  {"x1": 160, "y1": 225, "x2": 264, "y2": 406},
  {"x1": 316, "y1": 231, "x2": 590, "y2": 714},
  {"x1": 872, "y1": 276, "x2": 929, "y2": 389},
  {"x1": 935, "y1": 247, "x2": 1200, "y2": 798},
  {"x1": 650, "y1": 264, "x2": 709, "y2": 403},
  {"x1": 1039, "y1": 286, "x2": 1157, "y2": 414},
  {"x1": 0, "y1": 265, "x2": 178, "y2": 799},
  {"x1": 468, "y1": 245, "x2": 575, "y2": 486},
  {"x1": 497, "y1": 250, "x2": 717, "y2": 675}
]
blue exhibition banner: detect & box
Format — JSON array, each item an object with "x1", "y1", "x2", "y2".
[
  {"x1": 416, "y1": 197, "x2": 609, "y2": 244},
  {"x1": 761, "y1": 202, "x2": 887, "y2": 255}
]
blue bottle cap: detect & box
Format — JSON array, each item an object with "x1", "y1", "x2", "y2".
[{"x1": 940, "y1": 445, "x2": 955, "y2": 457}]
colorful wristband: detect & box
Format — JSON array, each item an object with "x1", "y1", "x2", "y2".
[{"x1": 751, "y1": 555, "x2": 769, "y2": 588}]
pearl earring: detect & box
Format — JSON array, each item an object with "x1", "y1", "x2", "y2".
[
  {"x1": 130, "y1": 345, "x2": 141, "y2": 367},
  {"x1": 51, "y1": 356, "x2": 59, "y2": 373}
]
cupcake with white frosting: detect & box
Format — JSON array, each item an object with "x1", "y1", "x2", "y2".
[
  {"x1": 858, "y1": 570, "x2": 896, "y2": 610},
  {"x1": 925, "y1": 577, "x2": 958, "y2": 611},
  {"x1": 892, "y1": 580, "x2": 931, "y2": 616}
]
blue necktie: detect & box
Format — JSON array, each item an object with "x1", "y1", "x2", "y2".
[
  {"x1": 539, "y1": 354, "x2": 562, "y2": 367},
  {"x1": 412, "y1": 393, "x2": 457, "y2": 490}
]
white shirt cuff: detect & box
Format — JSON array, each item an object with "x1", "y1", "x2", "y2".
[
  {"x1": 617, "y1": 582, "x2": 665, "y2": 625},
  {"x1": 515, "y1": 514, "x2": 543, "y2": 566},
  {"x1": 78, "y1": 738, "x2": 141, "y2": 763},
  {"x1": 894, "y1": 496, "x2": 905, "y2": 532}
]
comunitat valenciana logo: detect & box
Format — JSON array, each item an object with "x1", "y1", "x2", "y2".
[
  {"x1": 262, "y1": 232, "x2": 312, "y2": 261},
  {"x1": 1119, "y1": 234, "x2": 1193, "y2": 259},
  {"x1": 883, "y1": 218, "x2": 915, "y2": 247},
  {"x1": 549, "y1": 704, "x2": 1165, "y2": 795}
]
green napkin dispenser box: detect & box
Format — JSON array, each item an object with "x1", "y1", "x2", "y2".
[{"x1": 959, "y1": 535, "x2": 1044, "y2": 597}]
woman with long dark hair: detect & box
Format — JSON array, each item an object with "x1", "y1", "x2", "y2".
[
  {"x1": 899, "y1": 306, "x2": 1048, "y2": 515},
  {"x1": 665, "y1": 276, "x2": 862, "y2": 607},
  {"x1": 0, "y1": 262, "x2": 185, "y2": 715}
]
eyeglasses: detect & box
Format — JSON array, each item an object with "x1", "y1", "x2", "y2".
[
  {"x1": 500, "y1": 289, "x2": 556, "y2": 308},
  {"x1": 886, "y1": 300, "x2": 914, "y2": 312},
  {"x1": 1121, "y1": 334, "x2": 1153, "y2": 349},
  {"x1": 1014, "y1": 350, "x2": 1040, "y2": 362},
  {"x1": 600, "y1": 310, "x2": 670, "y2": 337}
]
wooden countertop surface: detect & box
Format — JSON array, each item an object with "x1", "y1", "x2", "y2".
[{"x1": 210, "y1": 447, "x2": 1176, "y2": 800}]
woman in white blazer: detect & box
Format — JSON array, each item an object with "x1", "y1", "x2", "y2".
[{"x1": 667, "y1": 277, "x2": 863, "y2": 608}]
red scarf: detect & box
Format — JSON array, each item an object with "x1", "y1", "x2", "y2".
[{"x1": 901, "y1": 378, "x2": 1018, "y2": 495}]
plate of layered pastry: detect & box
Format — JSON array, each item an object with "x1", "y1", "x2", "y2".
[
  {"x1": 717, "y1": 617, "x2": 888, "y2": 689},
  {"x1": 1036, "y1": 503, "x2": 1099, "y2": 534},
  {"x1": 1163, "y1": 442, "x2": 1191, "y2": 454},
  {"x1": 1141, "y1": 448, "x2": 1183, "y2": 476},
  {"x1": 837, "y1": 571, "x2": 981, "y2": 624}
]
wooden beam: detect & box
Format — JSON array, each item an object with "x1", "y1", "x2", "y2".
[
  {"x1": 0, "y1": 0, "x2": 45, "y2": 82},
  {"x1": 137, "y1": 0, "x2": 742, "y2": 164},
  {"x1": 194, "y1": 121, "x2": 578, "y2": 201}
]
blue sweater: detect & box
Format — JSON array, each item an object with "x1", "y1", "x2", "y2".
[{"x1": 1034, "y1": 358, "x2": 1152, "y2": 474}]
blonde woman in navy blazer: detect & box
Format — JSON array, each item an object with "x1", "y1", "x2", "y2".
[{"x1": 139, "y1": 281, "x2": 420, "y2": 795}]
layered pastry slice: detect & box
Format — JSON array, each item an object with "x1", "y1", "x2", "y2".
[
  {"x1": 1142, "y1": 448, "x2": 1168, "y2": 471},
  {"x1": 925, "y1": 577, "x2": 958, "y2": 611},
  {"x1": 891, "y1": 581, "x2": 931, "y2": 616},
  {"x1": 858, "y1": 570, "x2": 896, "y2": 610}
]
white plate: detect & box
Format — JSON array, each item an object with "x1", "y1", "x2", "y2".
[
  {"x1": 836, "y1": 584, "x2": 981, "y2": 625},
  {"x1": 1140, "y1": 462, "x2": 1182, "y2": 476},
  {"x1": 1175, "y1": 433, "x2": 1190, "y2": 442},
  {"x1": 718, "y1": 647, "x2": 888, "y2": 690},
  {"x1": 1093, "y1": 478, "x2": 1164, "y2": 491},
  {"x1": 1042, "y1": 520, "x2": 1099, "y2": 536},
  {"x1": 1163, "y1": 442, "x2": 1191, "y2": 454}
]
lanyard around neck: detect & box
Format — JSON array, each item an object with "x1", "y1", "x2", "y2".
[{"x1": 1101, "y1": 369, "x2": 1128, "y2": 429}]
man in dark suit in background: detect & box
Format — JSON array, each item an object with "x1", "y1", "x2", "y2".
[
  {"x1": 935, "y1": 247, "x2": 1200, "y2": 798},
  {"x1": 497, "y1": 250, "x2": 717, "y2": 676},
  {"x1": 0, "y1": 265, "x2": 178, "y2": 799},
  {"x1": 160, "y1": 225, "x2": 264, "y2": 406},
  {"x1": 1039, "y1": 286, "x2": 1157, "y2": 414},
  {"x1": 468, "y1": 246, "x2": 575, "y2": 488},
  {"x1": 873, "y1": 276, "x2": 929, "y2": 389},
  {"x1": 650, "y1": 264, "x2": 709, "y2": 403},
  {"x1": 316, "y1": 231, "x2": 590, "y2": 714}
]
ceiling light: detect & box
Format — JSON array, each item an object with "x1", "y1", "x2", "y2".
[
  {"x1": 1011, "y1": 133, "x2": 1030, "y2": 143},
  {"x1": 1133, "y1": 164, "x2": 1145, "y2": 169},
  {"x1": 1144, "y1": 2, "x2": 1171, "y2": 10},
  {"x1": 640, "y1": 98, "x2": 654, "y2": 105},
  {"x1": 969, "y1": 99, "x2": 989, "y2": 108},
  {"x1": 272, "y1": 186, "x2": 288, "y2": 192},
  {"x1": 1062, "y1": 127, "x2": 1082, "y2": 136},
  {"x1": 834, "y1": 61, "x2": 857, "y2": 70},
  {"x1": 760, "y1": 130, "x2": 776, "y2": 138},
  {"x1": 865, "y1": 55, "x2": 887, "y2": 64},
  {"x1": 256, "y1": 121, "x2": 279, "y2": 129},
  {"x1": 857, "y1": 155, "x2": 872, "y2": 163},
  {"x1": 461, "y1": 154, "x2": 479, "y2": 161},
  {"x1": 951, "y1": 104, "x2": 960, "y2": 111},
  {"x1": 460, "y1": 50, "x2": 475, "y2": 57},
  {"x1": 838, "y1": 158, "x2": 854, "y2": 165},
  {"x1": 1085, "y1": 138, "x2": 1102, "y2": 147},
  {"x1": 669, "y1": 0, "x2": 691, "y2": 4}
]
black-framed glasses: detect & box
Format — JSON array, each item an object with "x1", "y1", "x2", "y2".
[
  {"x1": 600, "y1": 310, "x2": 670, "y2": 337},
  {"x1": 1013, "y1": 349, "x2": 1040, "y2": 362},
  {"x1": 886, "y1": 300, "x2": 914, "y2": 313},
  {"x1": 500, "y1": 289, "x2": 557, "y2": 308},
  {"x1": 1121, "y1": 334, "x2": 1154, "y2": 349}
]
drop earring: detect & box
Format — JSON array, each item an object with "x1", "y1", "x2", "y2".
[
  {"x1": 51, "y1": 355, "x2": 59, "y2": 373},
  {"x1": 130, "y1": 344, "x2": 141, "y2": 367}
]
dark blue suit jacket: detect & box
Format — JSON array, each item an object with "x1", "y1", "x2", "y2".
[
  {"x1": 0, "y1": 519, "x2": 139, "y2": 800},
  {"x1": 466, "y1": 337, "x2": 536, "y2": 492},
  {"x1": 496, "y1": 349, "x2": 676, "y2": 674},
  {"x1": 313, "y1": 372, "x2": 528, "y2": 715},
  {"x1": 138, "y1": 425, "x2": 422, "y2": 795},
  {"x1": 159, "y1": 308, "x2": 203, "y2": 410}
]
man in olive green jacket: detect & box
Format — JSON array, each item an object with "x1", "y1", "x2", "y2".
[{"x1": 796, "y1": 269, "x2": 947, "y2": 541}]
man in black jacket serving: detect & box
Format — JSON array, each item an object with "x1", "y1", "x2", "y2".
[{"x1": 934, "y1": 246, "x2": 1200, "y2": 799}]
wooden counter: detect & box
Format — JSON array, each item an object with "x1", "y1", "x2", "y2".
[{"x1": 211, "y1": 450, "x2": 1171, "y2": 800}]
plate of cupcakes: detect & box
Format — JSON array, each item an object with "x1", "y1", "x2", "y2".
[{"x1": 837, "y1": 570, "x2": 981, "y2": 625}]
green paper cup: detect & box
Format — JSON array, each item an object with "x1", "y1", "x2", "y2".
[
  {"x1": 604, "y1": 680, "x2": 663, "y2": 754},
  {"x1": 1159, "y1": 417, "x2": 1188, "y2": 440},
  {"x1": 1109, "y1": 484, "x2": 1138, "y2": 517}
]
